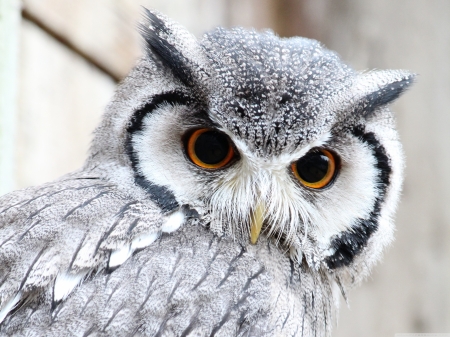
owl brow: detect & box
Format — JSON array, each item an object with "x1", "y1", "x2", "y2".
[
  {"x1": 126, "y1": 91, "x2": 192, "y2": 135},
  {"x1": 185, "y1": 109, "x2": 221, "y2": 129},
  {"x1": 140, "y1": 9, "x2": 194, "y2": 87}
]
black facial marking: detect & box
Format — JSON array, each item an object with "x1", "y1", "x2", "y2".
[
  {"x1": 140, "y1": 9, "x2": 195, "y2": 87},
  {"x1": 126, "y1": 91, "x2": 191, "y2": 212},
  {"x1": 325, "y1": 126, "x2": 392, "y2": 269},
  {"x1": 134, "y1": 177, "x2": 179, "y2": 213}
]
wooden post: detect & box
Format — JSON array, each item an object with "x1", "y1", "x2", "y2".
[{"x1": 0, "y1": 0, "x2": 20, "y2": 195}]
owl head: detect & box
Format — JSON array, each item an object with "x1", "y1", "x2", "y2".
[{"x1": 88, "y1": 10, "x2": 413, "y2": 287}]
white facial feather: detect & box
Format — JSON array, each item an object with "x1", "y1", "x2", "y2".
[{"x1": 132, "y1": 104, "x2": 207, "y2": 203}]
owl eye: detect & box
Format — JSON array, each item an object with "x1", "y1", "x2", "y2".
[
  {"x1": 291, "y1": 149, "x2": 337, "y2": 189},
  {"x1": 185, "y1": 128, "x2": 235, "y2": 169}
]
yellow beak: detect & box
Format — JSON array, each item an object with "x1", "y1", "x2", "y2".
[{"x1": 250, "y1": 201, "x2": 265, "y2": 244}]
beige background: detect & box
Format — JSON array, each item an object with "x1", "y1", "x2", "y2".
[{"x1": 0, "y1": 0, "x2": 449, "y2": 335}]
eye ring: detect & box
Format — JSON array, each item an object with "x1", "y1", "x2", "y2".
[
  {"x1": 291, "y1": 149, "x2": 337, "y2": 189},
  {"x1": 186, "y1": 128, "x2": 235, "y2": 169}
]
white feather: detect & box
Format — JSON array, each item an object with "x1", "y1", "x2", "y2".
[
  {"x1": 0, "y1": 292, "x2": 21, "y2": 323},
  {"x1": 161, "y1": 211, "x2": 185, "y2": 233},
  {"x1": 131, "y1": 232, "x2": 158, "y2": 249},
  {"x1": 54, "y1": 271, "x2": 88, "y2": 302},
  {"x1": 109, "y1": 245, "x2": 132, "y2": 268}
]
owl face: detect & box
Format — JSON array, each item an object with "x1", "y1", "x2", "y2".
[{"x1": 91, "y1": 11, "x2": 413, "y2": 277}]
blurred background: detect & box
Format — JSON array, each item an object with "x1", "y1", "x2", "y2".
[{"x1": 0, "y1": 0, "x2": 449, "y2": 335}]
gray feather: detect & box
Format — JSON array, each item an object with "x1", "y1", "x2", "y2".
[{"x1": 1, "y1": 224, "x2": 332, "y2": 336}]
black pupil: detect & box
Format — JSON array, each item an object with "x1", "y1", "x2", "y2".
[
  {"x1": 296, "y1": 151, "x2": 330, "y2": 183},
  {"x1": 194, "y1": 131, "x2": 230, "y2": 165}
]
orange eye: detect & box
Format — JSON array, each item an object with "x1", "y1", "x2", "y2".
[
  {"x1": 186, "y1": 128, "x2": 235, "y2": 169},
  {"x1": 291, "y1": 149, "x2": 337, "y2": 189}
]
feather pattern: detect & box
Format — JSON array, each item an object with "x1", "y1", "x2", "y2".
[
  {"x1": 1, "y1": 224, "x2": 333, "y2": 336},
  {"x1": 0, "y1": 172, "x2": 165, "y2": 322}
]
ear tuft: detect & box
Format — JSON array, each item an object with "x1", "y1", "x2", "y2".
[
  {"x1": 356, "y1": 70, "x2": 416, "y2": 116},
  {"x1": 140, "y1": 9, "x2": 200, "y2": 87},
  {"x1": 326, "y1": 70, "x2": 416, "y2": 118}
]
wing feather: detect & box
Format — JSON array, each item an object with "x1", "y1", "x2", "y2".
[{"x1": 0, "y1": 173, "x2": 165, "y2": 322}]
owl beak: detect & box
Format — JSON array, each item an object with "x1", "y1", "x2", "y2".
[{"x1": 250, "y1": 200, "x2": 265, "y2": 244}]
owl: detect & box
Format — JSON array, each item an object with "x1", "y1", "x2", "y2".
[{"x1": 0, "y1": 9, "x2": 413, "y2": 337}]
